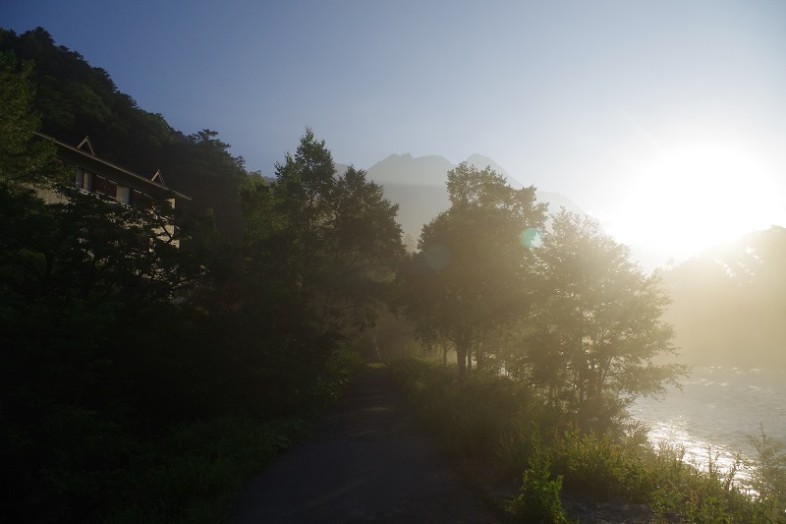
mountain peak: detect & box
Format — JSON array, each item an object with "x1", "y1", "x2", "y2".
[
  {"x1": 463, "y1": 154, "x2": 522, "y2": 188},
  {"x1": 367, "y1": 153, "x2": 453, "y2": 186},
  {"x1": 365, "y1": 152, "x2": 587, "y2": 244},
  {"x1": 463, "y1": 153, "x2": 499, "y2": 168}
]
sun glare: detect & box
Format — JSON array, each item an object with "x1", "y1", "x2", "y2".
[{"x1": 613, "y1": 141, "x2": 779, "y2": 261}]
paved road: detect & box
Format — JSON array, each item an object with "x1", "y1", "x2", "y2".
[{"x1": 230, "y1": 366, "x2": 499, "y2": 523}]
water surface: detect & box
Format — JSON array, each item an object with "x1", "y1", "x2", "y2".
[{"x1": 632, "y1": 366, "x2": 786, "y2": 486}]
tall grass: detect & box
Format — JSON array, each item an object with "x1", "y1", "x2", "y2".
[{"x1": 390, "y1": 358, "x2": 786, "y2": 523}]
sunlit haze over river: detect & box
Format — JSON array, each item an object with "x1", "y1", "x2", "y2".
[{"x1": 632, "y1": 366, "x2": 786, "y2": 488}]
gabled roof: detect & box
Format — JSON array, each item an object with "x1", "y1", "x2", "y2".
[
  {"x1": 150, "y1": 169, "x2": 168, "y2": 188},
  {"x1": 37, "y1": 132, "x2": 190, "y2": 201},
  {"x1": 76, "y1": 136, "x2": 96, "y2": 155}
]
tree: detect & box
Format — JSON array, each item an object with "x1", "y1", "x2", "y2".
[
  {"x1": 255, "y1": 129, "x2": 405, "y2": 333},
  {"x1": 403, "y1": 163, "x2": 547, "y2": 383},
  {"x1": 523, "y1": 211, "x2": 683, "y2": 431},
  {"x1": 0, "y1": 180, "x2": 205, "y2": 523},
  {"x1": 0, "y1": 49, "x2": 55, "y2": 184},
  {"x1": 168, "y1": 129, "x2": 249, "y2": 243}
]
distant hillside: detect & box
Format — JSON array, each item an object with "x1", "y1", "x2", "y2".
[
  {"x1": 662, "y1": 226, "x2": 786, "y2": 368},
  {"x1": 365, "y1": 153, "x2": 454, "y2": 186},
  {"x1": 365, "y1": 152, "x2": 586, "y2": 245}
]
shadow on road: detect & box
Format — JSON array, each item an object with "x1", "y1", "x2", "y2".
[{"x1": 230, "y1": 365, "x2": 499, "y2": 523}]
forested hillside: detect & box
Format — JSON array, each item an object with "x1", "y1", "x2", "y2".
[
  {"x1": 1, "y1": 27, "x2": 404, "y2": 523},
  {"x1": 0, "y1": 27, "x2": 248, "y2": 241}
]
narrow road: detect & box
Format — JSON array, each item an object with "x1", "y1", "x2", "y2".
[{"x1": 230, "y1": 366, "x2": 499, "y2": 523}]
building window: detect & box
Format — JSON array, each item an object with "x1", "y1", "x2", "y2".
[
  {"x1": 107, "y1": 180, "x2": 117, "y2": 200},
  {"x1": 82, "y1": 171, "x2": 94, "y2": 192},
  {"x1": 93, "y1": 175, "x2": 117, "y2": 200},
  {"x1": 116, "y1": 185, "x2": 130, "y2": 205},
  {"x1": 93, "y1": 175, "x2": 107, "y2": 195},
  {"x1": 132, "y1": 189, "x2": 152, "y2": 209}
]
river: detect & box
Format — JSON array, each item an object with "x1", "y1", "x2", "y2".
[{"x1": 631, "y1": 365, "x2": 786, "y2": 487}]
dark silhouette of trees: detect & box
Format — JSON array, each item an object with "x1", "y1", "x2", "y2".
[
  {"x1": 0, "y1": 31, "x2": 405, "y2": 522},
  {"x1": 262, "y1": 129, "x2": 405, "y2": 334}
]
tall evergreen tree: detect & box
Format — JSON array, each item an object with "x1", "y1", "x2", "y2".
[{"x1": 269, "y1": 129, "x2": 405, "y2": 333}]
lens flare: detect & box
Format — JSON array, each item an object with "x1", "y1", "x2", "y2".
[{"x1": 520, "y1": 228, "x2": 540, "y2": 249}]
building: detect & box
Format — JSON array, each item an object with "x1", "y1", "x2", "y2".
[
  {"x1": 34, "y1": 133, "x2": 190, "y2": 247},
  {"x1": 35, "y1": 132, "x2": 190, "y2": 208}
]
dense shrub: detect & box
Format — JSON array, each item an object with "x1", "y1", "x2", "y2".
[
  {"x1": 508, "y1": 441, "x2": 568, "y2": 523},
  {"x1": 551, "y1": 427, "x2": 647, "y2": 502},
  {"x1": 390, "y1": 359, "x2": 538, "y2": 463}
]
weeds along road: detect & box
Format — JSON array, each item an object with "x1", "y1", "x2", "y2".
[{"x1": 230, "y1": 365, "x2": 499, "y2": 523}]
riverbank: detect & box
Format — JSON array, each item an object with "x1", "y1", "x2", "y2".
[
  {"x1": 389, "y1": 359, "x2": 784, "y2": 523},
  {"x1": 632, "y1": 366, "x2": 786, "y2": 492}
]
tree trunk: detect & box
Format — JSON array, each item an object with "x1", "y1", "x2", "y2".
[{"x1": 456, "y1": 343, "x2": 467, "y2": 385}]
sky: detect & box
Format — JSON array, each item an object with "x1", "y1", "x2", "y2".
[{"x1": 3, "y1": 0, "x2": 786, "y2": 267}]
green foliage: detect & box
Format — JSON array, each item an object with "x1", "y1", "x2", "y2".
[
  {"x1": 0, "y1": 47, "x2": 56, "y2": 184},
  {"x1": 402, "y1": 166, "x2": 680, "y2": 439},
  {"x1": 749, "y1": 427, "x2": 786, "y2": 514},
  {"x1": 314, "y1": 344, "x2": 366, "y2": 403},
  {"x1": 508, "y1": 443, "x2": 569, "y2": 524},
  {"x1": 523, "y1": 211, "x2": 685, "y2": 432},
  {"x1": 551, "y1": 427, "x2": 647, "y2": 502},
  {"x1": 392, "y1": 358, "x2": 785, "y2": 523},
  {"x1": 390, "y1": 359, "x2": 540, "y2": 465},
  {"x1": 402, "y1": 162, "x2": 547, "y2": 382},
  {"x1": 169, "y1": 129, "x2": 249, "y2": 242},
  {"x1": 266, "y1": 129, "x2": 405, "y2": 333},
  {"x1": 1, "y1": 28, "x2": 249, "y2": 241},
  {"x1": 642, "y1": 443, "x2": 768, "y2": 523},
  {"x1": 104, "y1": 416, "x2": 288, "y2": 524}
]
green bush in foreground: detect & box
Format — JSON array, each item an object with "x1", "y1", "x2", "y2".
[
  {"x1": 508, "y1": 442, "x2": 569, "y2": 523},
  {"x1": 749, "y1": 426, "x2": 786, "y2": 512},
  {"x1": 551, "y1": 427, "x2": 647, "y2": 502}
]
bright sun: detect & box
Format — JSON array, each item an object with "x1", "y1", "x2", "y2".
[{"x1": 613, "y1": 141, "x2": 779, "y2": 262}]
